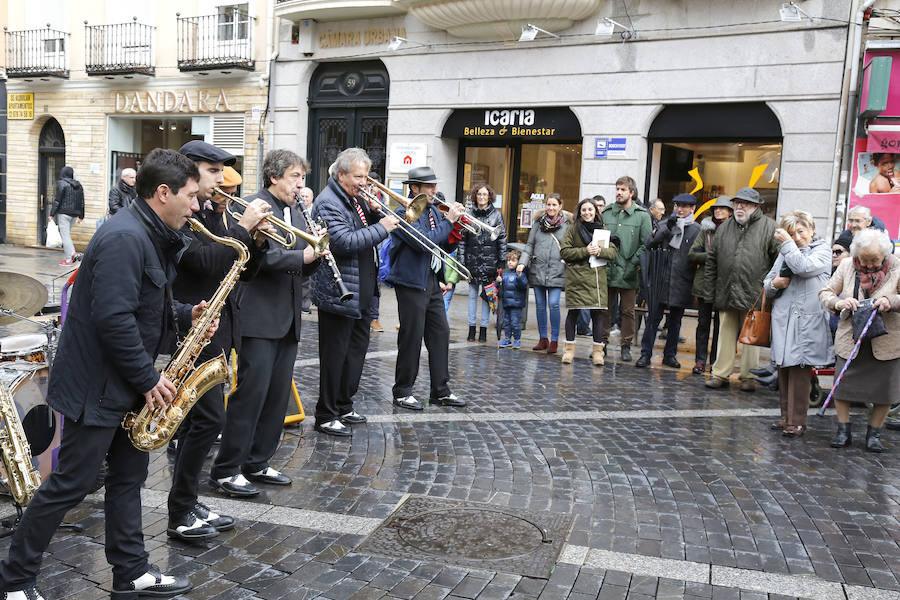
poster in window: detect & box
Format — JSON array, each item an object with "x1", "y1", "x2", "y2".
[
  {"x1": 520, "y1": 208, "x2": 532, "y2": 228},
  {"x1": 850, "y1": 136, "x2": 900, "y2": 237}
]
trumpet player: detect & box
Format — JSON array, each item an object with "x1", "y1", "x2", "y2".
[
  {"x1": 310, "y1": 148, "x2": 399, "y2": 436},
  {"x1": 0, "y1": 150, "x2": 211, "y2": 599},
  {"x1": 387, "y1": 166, "x2": 467, "y2": 410},
  {"x1": 209, "y1": 149, "x2": 322, "y2": 498},
  {"x1": 165, "y1": 142, "x2": 273, "y2": 542}
]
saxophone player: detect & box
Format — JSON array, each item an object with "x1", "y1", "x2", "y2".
[
  {"x1": 0, "y1": 150, "x2": 213, "y2": 600},
  {"x1": 164, "y1": 142, "x2": 273, "y2": 542},
  {"x1": 209, "y1": 149, "x2": 321, "y2": 497}
]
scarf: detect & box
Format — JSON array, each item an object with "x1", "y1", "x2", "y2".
[
  {"x1": 539, "y1": 211, "x2": 565, "y2": 233},
  {"x1": 853, "y1": 256, "x2": 892, "y2": 297},
  {"x1": 578, "y1": 220, "x2": 603, "y2": 246},
  {"x1": 668, "y1": 213, "x2": 695, "y2": 250}
]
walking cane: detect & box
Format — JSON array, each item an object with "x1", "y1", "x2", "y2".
[{"x1": 817, "y1": 309, "x2": 878, "y2": 416}]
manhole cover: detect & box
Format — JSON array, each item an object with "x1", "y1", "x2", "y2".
[{"x1": 359, "y1": 496, "x2": 574, "y2": 578}]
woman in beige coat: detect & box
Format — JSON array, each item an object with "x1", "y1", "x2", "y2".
[{"x1": 819, "y1": 228, "x2": 900, "y2": 452}]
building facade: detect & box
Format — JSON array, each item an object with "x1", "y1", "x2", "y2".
[
  {"x1": 4, "y1": 0, "x2": 272, "y2": 248},
  {"x1": 271, "y1": 0, "x2": 866, "y2": 243}
]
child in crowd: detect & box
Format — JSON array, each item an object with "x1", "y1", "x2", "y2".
[{"x1": 498, "y1": 250, "x2": 528, "y2": 349}]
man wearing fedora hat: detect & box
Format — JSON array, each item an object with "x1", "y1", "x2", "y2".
[
  {"x1": 387, "y1": 166, "x2": 466, "y2": 411},
  {"x1": 704, "y1": 186, "x2": 780, "y2": 391}
]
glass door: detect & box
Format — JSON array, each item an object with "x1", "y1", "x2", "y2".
[
  {"x1": 462, "y1": 146, "x2": 513, "y2": 231},
  {"x1": 517, "y1": 143, "x2": 582, "y2": 242}
]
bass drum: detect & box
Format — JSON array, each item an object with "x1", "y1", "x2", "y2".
[{"x1": 0, "y1": 362, "x2": 60, "y2": 480}]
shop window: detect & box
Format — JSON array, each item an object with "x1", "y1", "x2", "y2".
[
  {"x1": 651, "y1": 141, "x2": 782, "y2": 218},
  {"x1": 516, "y1": 144, "x2": 582, "y2": 242}
]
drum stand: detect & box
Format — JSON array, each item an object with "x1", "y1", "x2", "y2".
[{"x1": 0, "y1": 502, "x2": 84, "y2": 539}]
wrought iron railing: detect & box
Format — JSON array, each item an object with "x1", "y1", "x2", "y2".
[
  {"x1": 84, "y1": 18, "x2": 154, "y2": 76},
  {"x1": 4, "y1": 26, "x2": 69, "y2": 78},
  {"x1": 177, "y1": 10, "x2": 254, "y2": 71}
]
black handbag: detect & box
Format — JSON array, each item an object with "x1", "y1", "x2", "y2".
[{"x1": 851, "y1": 273, "x2": 889, "y2": 342}]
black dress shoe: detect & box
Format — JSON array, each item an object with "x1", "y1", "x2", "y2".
[
  {"x1": 393, "y1": 396, "x2": 424, "y2": 410},
  {"x1": 315, "y1": 419, "x2": 352, "y2": 437},
  {"x1": 750, "y1": 366, "x2": 776, "y2": 377},
  {"x1": 830, "y1": 422, "x2": 852, "y2": 448},
  {"x1": 435, "y1": 393, "x2": 466, "y2": 407},
  {"x1": 866, "y1": 425, "x2": 886, "y2": 453},
  {"x1": 620, "y1": 346, "x2": 633, "y2": 362},
  {"x1": 4, "y1": 586, "x2": 45, "y2": 600},
  {"x1": 340, "y1": 411, "x2": 367, "y2": 425},
  {"x1": 661, "y1": 357, "x2": 681, "y2": 369},
  {"x1": 634, "y1": 355, "x2": 650, "y2": 368},
  {"x1": 192, "y1": 502, "x2": 235, "y2": 532},
  {"x1": 112, "y1": 564, "x2": 192, "y2": 598},
  {"x1": 210, "y1": 474, "x2": 260, "y2": 497},
  {"x1": 245, "y1": 467, "x2": 292, "y2": 486},
  {"x1": 167, "y1": 512, "x2": 218, "y2": 542}
]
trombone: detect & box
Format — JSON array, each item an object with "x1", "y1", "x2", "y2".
[
  {"x1": 358, "y1": 182, "x2": 472, "y2": 281},
  {"x1": 214, "y1": 187, "x2": 330, "y2": 256},
  {"x1": 436, "y1": 197, "x2": 504, "y2": 241}
]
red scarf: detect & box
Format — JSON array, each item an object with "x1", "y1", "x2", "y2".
[{"x1": 853, "y1": 256, "x2": 892, "y2": 297}]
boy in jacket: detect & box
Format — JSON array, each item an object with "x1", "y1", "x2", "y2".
[{"x1": 499, "y1": 250, "x2": 528, "y2": 348}]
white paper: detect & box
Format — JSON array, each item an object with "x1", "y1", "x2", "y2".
[{"x1": 589, "y1": 228, "x2": 611, "y2": 268}]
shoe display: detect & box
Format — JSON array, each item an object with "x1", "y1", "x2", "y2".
[
  {"x1": 112, "y1": 564, "x2": 192, "y2": 598},
  {"x1": 437, "y1": 393, "x2": 466, "y2": 407},
  {"x1": 393, "y1": 395, "x2": 424, "y2": 411},
  {"x1": 830, "y1": 422, "x2": 853, "y2": 447},
  {"x1": 340, "y1": 411, "x2": 367, "y2": 425},
  {"x1": 167, "y1": 512, "x2": 218, "y2": 542},
  {"x1": 635, "y1": 355, "x2": 650, "y2": 368},
  {"x1": 315, "y1": 419, "x2": 352, "y2": 437},
  {"x1": 192, "y1": 502, "x2": 235, "y2": 532},
  {"x1": 245, "y1": 467, "x2": 292, "y2": 486},
  {"x1": 692, "y1": 362, "x2": 705, "y2": 374},
  {"x1": 499, "y1": 337, "x2": 512, "y2": 348},
  {"x1": 467, "y1": 326, "x2": 476, "y2": 341},
  {"x1": 705, "y1": 377, "x2": 729, "y2": 389},
  {"x1": 661, "y1": 357, "x2": 681, "y2": 369},
  {"x1": 620, "y1": 346, "x2": 632, "y2": 362},
  {"x1": 512, "y1": 339, "x2": 521, "y2": 350},
  {"x1": 532, "y1": 338, "x2": 549, "y2": 351},
  {"x1": 210, "y1": 474, "x2": 260, "y2": 498},
  {"x1": 866, "y1": 425, "x2": 886, "y2": 453},
  {"x1": 370, "y1": 319, "x2": 385, "y2": 332},
  {"x1": 4, "y1": 586, "x2": 45, "y2": 600},
  {"x1": 547, "y1": 341, "x2": 558, "y2": 354},
  {"x1": 739, "y1": 379, "x2": 757, "y2": 393}
]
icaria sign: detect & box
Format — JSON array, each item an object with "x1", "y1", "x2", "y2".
[{"x1": 114, "y1": 89, "x2": 232, "y2": 113}]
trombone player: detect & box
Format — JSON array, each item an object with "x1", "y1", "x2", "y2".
[
  {"x1": 387, "y1": 166, "x2": 467, "y2": 410},
  {"x1": 310, "y1": 148, "x2": 399, "y2": 436},
  {"x1": 209, "y1": 149, "x2": 322, "y2": 497}
]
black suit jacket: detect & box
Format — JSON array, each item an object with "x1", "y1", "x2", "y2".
[
  {"x1": 47, "y1": 198, "x2": 192, "y2": 427},
  {"x1": 234, "y1": 188, "x2": 319, "y2": 341}
]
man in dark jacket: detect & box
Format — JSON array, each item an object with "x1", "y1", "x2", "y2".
[
  {"x1": 164, "y1": 141, "x2": 272, "y2": 541},
  {"x1": 387, "y1": 166, "x2": 465, "y2": 411},
  {"x1": 51, "y1": 165, "x2": 85, "y2": 265},
  {"x1": 209, "y1": 149, "x2": 321, "y2": 497},
  {"x1": 109, "y1": 168, "x2": 138, "y2": 215},
  {"x1": 704, "y1": 186, "x2": 780, "y2": 391},
  {"x1": 310, "y1": 148, "x2": 398, "y2": 436},
  {"x1": 635, "y1": 194, "x2": 701, "y2": 369},
  {"x1": 0, "y1": 149, "x2": 204, "y2": 599}
]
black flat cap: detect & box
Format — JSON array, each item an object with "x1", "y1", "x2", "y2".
[
  {"x1": 178, "y1": 140, "x2": 236, "y2": 166},
  {"x1": 672, "y1": 193, "x2": 697, "y2": 205}
]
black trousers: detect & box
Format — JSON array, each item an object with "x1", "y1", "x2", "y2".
[
  {"x1": 211, "y1": 334, "x2": 297, "y2": 479},
  {"x1": 0, "y1": 418, "x2": 149, "y2": 590},
  {"x1": 315, "y1": 311, "x2": 371, "y2": 425},
  {"x1": 168, "y1": 379, "x2": 225, "y2": 517},
  {"x1": 393, "y1": 274, "x2": 451, "y2": 400},
  {"x1": 639, "y1": 303, "x2": 685, "y2": 360},
  {"x1": 695, "y1": 300, "x2": 720, "y2": 365}
]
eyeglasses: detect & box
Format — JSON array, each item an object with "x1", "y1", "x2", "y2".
[{"x1": 832, "y1": 249, "x2": 847, "y2": 256}]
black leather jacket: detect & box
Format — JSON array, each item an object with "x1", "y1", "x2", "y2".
[{"x1": 457, "y1": 204, "x2": 507, "y2": 286}]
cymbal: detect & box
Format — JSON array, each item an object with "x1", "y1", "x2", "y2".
[{"x1": 0, "y1": 272, "x2": 49, "y2": 326}]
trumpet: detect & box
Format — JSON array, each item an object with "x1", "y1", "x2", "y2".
[
  {"x1": 358, "y1": 184, "x2": 472, "y2": 282},
  {"x1": 214, "y1": 187, "x2": 330, "y2": 255},
  {"x1": 436, "y1": 198, "x2": 504, "y2": 241}
]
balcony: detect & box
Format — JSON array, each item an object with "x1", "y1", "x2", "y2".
[
  {"x1": 4, "y1": 26, "x2": 69, "y2": 79},
  {"x1": 177, "y1": 10, "x2": 255, "y2": 72},
  {"x1": 274, "y1": 0, "x2": 408, "y2": 22},
  {"x1": 85, "y1": 18, "x2": 154, "y2": 77}
]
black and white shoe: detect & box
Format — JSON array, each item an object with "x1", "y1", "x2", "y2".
[
  {"x1": 245, "y1": 467, "x2": 292, "y2": 486},
  {"x1": 340, "y1": 411, "x2": 367, "y2": 425},
  {"x1": 111, "y1": 564, "x2": 192, "y2": 598},
  {"x1": 4, "y1": 587, "x2": 45, "y2": 600},
  {"x1": 192, "y1": 502, "x2": 235, "y2": 532},
  {"x1": 315, "y1": 419, "x2": 351, "y2": 437},
  {"x1": 166, "y1": 512, "x2": 218, "y2": 542},
  {"x1": 209, "y1": 474, "x2": 260, "y2": 497},
  {"x1": 436, "y1": 393, "x2": 466, "y2": 407},
  {"x1": 393, "y1": 396, "x2": 424, "y2": 411}
]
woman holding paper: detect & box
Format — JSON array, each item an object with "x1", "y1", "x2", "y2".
[{"x1": 559, "y1": 198, "x2": 619, "y2": 365}]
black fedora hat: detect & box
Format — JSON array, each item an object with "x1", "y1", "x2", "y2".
[{"x1": 403, "y1": 166, "x2": 439, "y2": 185}]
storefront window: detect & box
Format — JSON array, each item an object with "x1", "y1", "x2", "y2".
[
  {"x1": 462, "y1": 146, "x2": 512, "y2": 210},
  {"x1": 516, "y1": 144, "x2": 582, "y2": 242},
  {"x1": 651, "y1": 140, "x2": 782, "y2": 217}
]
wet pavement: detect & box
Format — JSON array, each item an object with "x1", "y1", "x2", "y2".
[{"x1": 0, "y1": 243, "x2": 898, "y2": 600}]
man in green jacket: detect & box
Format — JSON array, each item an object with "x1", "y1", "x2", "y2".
[
  {"x1": 600, "y1": 176, "x2": 652, "y2": 361},
  {"x1": 703, "y1": 186, "x2": 780, "y2": 391}
]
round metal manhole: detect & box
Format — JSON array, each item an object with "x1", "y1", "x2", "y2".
[{"x1": 396, "y1": 508, "x2": 547, "y2": 560}]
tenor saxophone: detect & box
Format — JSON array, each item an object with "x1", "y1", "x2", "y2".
[
  {"x1": 0, "y1": 380, "x2": 41, "y2": 506},
  {"x1": 122, "y1": 217, "x2": 249, "y2": 451}
]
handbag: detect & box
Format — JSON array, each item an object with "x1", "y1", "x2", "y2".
[
  {"x1": 738, "y1": 287, "x2": 771, "y2": 347},
  {"x1": 850, "y1": 274, "x2": 889, "y2": 342}
]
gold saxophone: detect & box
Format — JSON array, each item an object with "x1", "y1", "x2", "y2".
[
  {"x1": 122, "y1": 217, "x2": 249, "y2": 451},
  {"x1": 0, "y1": 380, "x2": 41, "y2": 506}
]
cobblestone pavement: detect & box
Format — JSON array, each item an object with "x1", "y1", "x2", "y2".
[{"x1": 0, "y1": 245, "x2": 898, "y2": 599}]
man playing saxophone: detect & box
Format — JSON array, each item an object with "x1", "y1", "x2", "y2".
[
  {"x1": 164, "y1": 141, "x2": 273, "y2": 542},
  {"x1": 209, "y1": 149, "x2": 322, "y2": 497},
  {"x1": 0, "y1": 150, "x2": 214, "y2": 600}
]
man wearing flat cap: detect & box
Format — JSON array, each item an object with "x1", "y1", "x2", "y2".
[
  {"x1": 387, "y1": 166, "x2": 465, "y2": 411},
  {"x1": 704, "y1": 186, "x2": 780, "y2": 391},
  {"x1": 166, "y1": 142, "x2": 272, "y2": 543},
  {"x1": 636, "y1": 193, "x2": 701, "y2": 369}
]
